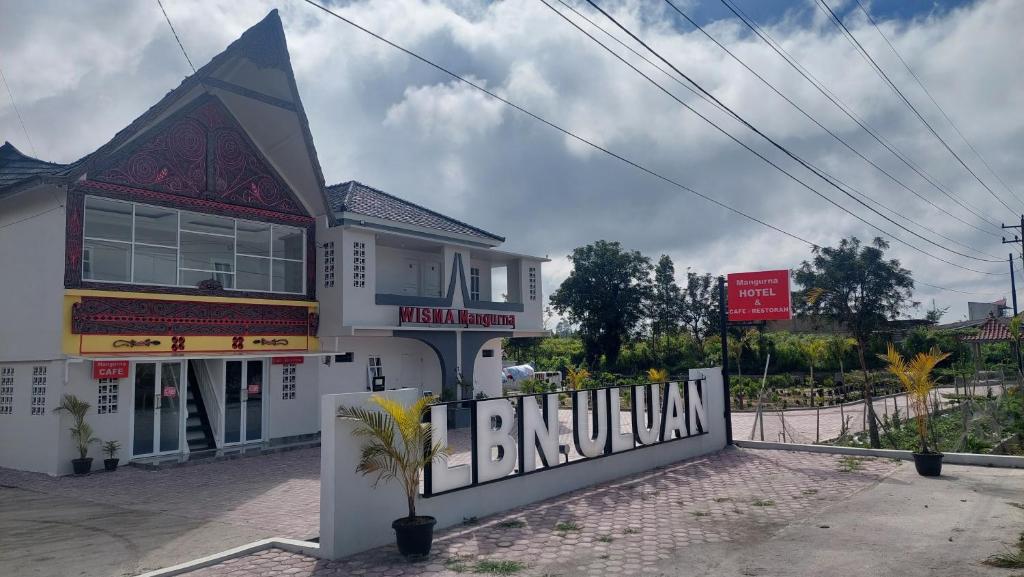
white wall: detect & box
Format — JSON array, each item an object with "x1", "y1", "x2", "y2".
[
  {"x1": 0, "y1": 186, "x2": 67, "y2": 361},
  {"x1": 320, "y1": 368, "x2": 727, "y2": 559},
  {"x1": 0, "y1": 360, "x2": 63, "y2": 475},
  {"x1": 472, "y1": 338, "x2": 503, "y2": 398},
  {"x1": 318, "y1": 336, "x2": 442, "y2": 397},
  {"x1": 56, "y1": 360, "x2": 132, "y2": 475},
  {"x1": 267, "y1": 358, "x2": 321, "y2": 440}
]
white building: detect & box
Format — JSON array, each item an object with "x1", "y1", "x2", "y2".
[{"x1": 0, "y1": 11, "x2": 546, "y2": 475}]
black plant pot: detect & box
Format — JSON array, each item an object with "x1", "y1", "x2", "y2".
[
  {"x1": 71, "y1": 458, "x2": 93, "y2": 475},
  {"x1": 104, "y1": 458, "x2": 119, "y2": 472},
  {"x1": 392, "y1": 516, "x2": 437, "y2": 557},
  {"x1": 912, "y1": 452, "x2": 943, "y2": 477}
]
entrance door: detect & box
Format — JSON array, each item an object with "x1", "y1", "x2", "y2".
[
  {"x1": 224, "y1": 360, "x2": 264, "y2": 445},
  {"x1": 132, "y1": 361, "x2": 184, "y2": 457}
]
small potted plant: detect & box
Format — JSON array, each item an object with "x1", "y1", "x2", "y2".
[
  {"x1": 338, "y1": 396, "x2": 450, "y2": 557},
  {"x1": 54, "y1": 394, "x2": 99, "y2": 475},
  {"x1": 879, "y1": 344, "x2": 950, "y2": 476},
  {"x1": 102, "y1": 440, "x2": 121, "y2": 472}
]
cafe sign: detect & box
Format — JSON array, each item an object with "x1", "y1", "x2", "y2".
[
  {"x1": 399, "y1": 306, "x2": 516, "y2": 329},
  {"x1": 727, "y1": 269, "x2": 792, "y2": 322}
]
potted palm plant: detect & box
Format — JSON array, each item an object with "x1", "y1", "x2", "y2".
[
  {"x1": 879, "y1": 344, "x2": 950, "y2": 476},
  {"x1": 54, "y1": 394, "x2": 99, "y2": 475},
  {"x1": 102, "y1": 440, "x2": 121, "y2": 471},
  {"x1": 338, "y1": 395, "x2": 449, "y2": 557}
]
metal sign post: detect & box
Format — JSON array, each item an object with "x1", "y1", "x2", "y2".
[{"x1": 718, "y1": 276, "x2": 733, "y2": 445}]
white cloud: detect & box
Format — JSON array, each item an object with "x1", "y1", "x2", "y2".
[{"x1": 1, "y1": 0, "x2": 1021, "y2": 322}]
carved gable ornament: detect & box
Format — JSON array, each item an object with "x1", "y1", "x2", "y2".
[{"x1": 91, "y1": 95, "x2": 306, "y2": 216}]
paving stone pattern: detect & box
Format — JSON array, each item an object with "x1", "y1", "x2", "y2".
[
  {"x1": 179, "y1": 449, "x2": 898, "y2": 577},
  {"x1": 0, "y1": 447, "x2": 320, "y2": 540}
]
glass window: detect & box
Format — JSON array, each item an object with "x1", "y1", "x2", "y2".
[
  {"x1": 272, "y1": 260, "x2": 303, "y2": 294},
  {"x1": 181, "y1": 268, "x2": 234, "y2": 289},
  {"x1": 83, "y1": 239, "x2": 130, "y2": 282},
  {"x1": 134, "y1": 205, "x2": 177, "y2": 246},
  {"x1": 272, "y1": 226, "x2": 304, "y2": 260},
  {"x1": 180, "y1": 231, "x2": 234, "y2": 272},
  {"x1": 81, "y1": 196, "x2": 303, "y2": 295},
  {"x1": 84, "y1": 197, "x2": 132, "y2": 241},
  {"x1": 134, "y1": 245, "x2": 177, "y2": 285},
  {"x1": 237, "y1": 221, "x2": 270, "y2": 256},
  {"x1": 180, "y1": 212, "x2": 234, "y2": 236},
  {"x1": 237, "y1": 256, "x2": 270, "y2": 291}
]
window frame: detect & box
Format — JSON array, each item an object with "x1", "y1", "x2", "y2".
[{"x1": 82, "y1": 195, "x2": 306, "y2": 295}]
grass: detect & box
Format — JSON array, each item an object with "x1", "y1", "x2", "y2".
[
  {"x1": 712, "y1": 497, "x2": 731, "y2": 502},
  {"x1": 474, "y1": 559, "x2": 526, "y2": 574},
  {"x1": 801, "y1": 489, "x2": 818, "y2": 495},
  {"x1": 597, "y1": 534, "x2": 614, "y2": 543},
  {"x1": 692, "y1": 511, "x2": 710, "y2": 517},
  {"x1": 622, "y1": 527, "x2": 641, "y2": 535},
  {"x1": 498, "y1": 519, "x2": 526, "y2": 529},
  {"x1": 752, "y1": 499, "x2": 776, "y2": 507},
  {"x1": 554, "y1": 521, "x2": 580, "y2": 533},
  {"x1": 984, "y1": 549, "x2": 1024, "y2": 569},
  {"x1": 445, "y1": 555, "x2": 473, "y2": 572},
  {"x1": 837, "y1": 456, "x2": 865, "y2": 472}
]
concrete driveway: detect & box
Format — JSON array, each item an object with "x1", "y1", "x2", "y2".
[{"x1": 0, "y1": 448, "x2": 319, "y2": 577}]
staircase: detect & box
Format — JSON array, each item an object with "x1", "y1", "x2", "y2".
[{"x1": 186, "y1": 362, "x2": 216, "y2": 453}]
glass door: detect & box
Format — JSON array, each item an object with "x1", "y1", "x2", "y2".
[
  {"x1": 132, "y1": 361, "x2": 184, "y2": 457},
  {"x1": 224, "y1": 360, "x2": 265, "y2": 445}
]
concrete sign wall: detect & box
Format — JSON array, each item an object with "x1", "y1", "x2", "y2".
[{"x1": 319, "y1": 368, "x2": 727, "y2": 559}]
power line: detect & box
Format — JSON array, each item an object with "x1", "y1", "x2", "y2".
[
  {"x1": 852, "y1": 0, "x2": 1024, "y2": 210},
  {"x1": 814, "y1": 0, "x2": 1021, "y2": 215},
  {"x1": 300, "y1": 0, "x2": 815, "y2": 248},
  {"x1": 718, "y1": 0, "x2": 1002, "y2": 234},
  {"x1": 156, "y1": 0, "x2": 196, "y2": 73},
  {"x1": 299, "y1": 0, "x2": 1009, "y2": 298},
  {"x1": 0, "y1": 64, "x2": 37, "y2": 157},
  {"x1": 646, "y1": 0, "x2": 1000, "y2": 261},
  {"x1": 573, "y1": 0, "x2": 1005, "y2": 274}
]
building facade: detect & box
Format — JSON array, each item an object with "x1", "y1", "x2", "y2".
[{"x1": 0, "y1": 11, "x2": 545, "y2": 475}]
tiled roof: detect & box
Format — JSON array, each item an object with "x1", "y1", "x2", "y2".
[
  {"x1": 0, "y1": 142, "x2": 68, "y2": 194},
  {"x1": 326, "y1": 180, "x2": 504, "y2": 242},
  {"x1": 961, "y1": 317, "x2": 1011, "y2": 342}
]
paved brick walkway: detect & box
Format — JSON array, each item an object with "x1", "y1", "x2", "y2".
[
  {"x1": 0, "y1": 447, "x2": 320, "y2": 540},
  {"x1": 178, "y1": 449, "x2": 899, "y2": 577}
]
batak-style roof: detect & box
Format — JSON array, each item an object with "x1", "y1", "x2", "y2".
[
  {"x1": 0, "y1": 10, "x2": 330, "y2": 216},
  {"x1": 326, "y1": 180, "x2": 504, "y2": 243},
  {"x1": 961, "y1": 316, "x2": 1012, "y2": 342},
  {"x1": 0, "y1": 142, "x2": 70, "y2": 196}
]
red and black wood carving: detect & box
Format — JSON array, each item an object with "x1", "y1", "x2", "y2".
[{"x1": 71, "y1": 296, "x2": 314, "y2": 337}]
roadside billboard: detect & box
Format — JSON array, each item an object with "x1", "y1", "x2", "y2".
[{"x1": 727, "y1": 269, "x2": 792, "y2": 322}]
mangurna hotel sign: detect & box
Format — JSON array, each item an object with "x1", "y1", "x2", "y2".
[{"x1": 423, "y1": 379, "x2": 708, "y2": 496}]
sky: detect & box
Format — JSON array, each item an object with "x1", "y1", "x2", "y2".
[{"x1": 1, "y1": 0, "x2": 1020, "y2": 323}]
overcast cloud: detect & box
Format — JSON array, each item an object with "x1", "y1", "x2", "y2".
[{"x1": 1, "y1": 0, "x2": 1021, "y2": 322}]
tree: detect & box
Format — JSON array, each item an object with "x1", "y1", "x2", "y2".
[
  {"x1": 925, "y1": 300, "x2": 949, "y2": 324},
  {"x1": 549, "y1": 241, "x2": 653, "y2": 367},
  {"x1": 827, "y1": 334, "x2": 857, "y2": 382},
  {"x1": 680, "y1": 269, "x2": 719, "y2": 363},
  {"x1": 801, "y1": 337, "x2": 828, "y2": 391},
  {"x1": 794, "y1": 236, "x2": 916, "y2": 448},
  {"x1": 648, "y1": 255, "x2": 683, "y2": 338}
]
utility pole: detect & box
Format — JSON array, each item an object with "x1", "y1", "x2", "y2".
[{"x1": 1001, "y1": 214, "x2": 1023, "y2": 316}]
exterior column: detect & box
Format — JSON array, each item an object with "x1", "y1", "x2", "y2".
[{"x1": 394, "y1": 330, "x2": 458, "y2": 400}]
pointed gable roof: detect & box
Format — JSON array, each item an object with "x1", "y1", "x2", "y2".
[
  {"x1": 961, "y1": 316, "x2": 1012, "y2": 342},
  {"x1": 326, "y1": 180, "x2": 504, "y2": 243},
  {"x1": 67, "y1": 10, "x2": 330, "y2": 216},
  {"x1": 0, "y1": 141, "x2": 68, "y2": 196}
]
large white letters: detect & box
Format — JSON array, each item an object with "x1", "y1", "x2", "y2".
[
  {"x1": 519, "y1": 394, "x2": 560, "y2": 472},
  {"x1": 632, "y1": 384, "x2": 662, "y2": 445},
  {"x1": 429, "y1": 404, "x2": 471, "y2": 492},
  {"x1": 661, "y1": 382, "x2": 687, "y2": 440},
  {"x1": 608, "y1": 388, "x2": 635, "y2": 453},
  {"x1": 475, "y1": 399, "x2": 517, "y2": 483},
  {"x1": 573, "y1": 390, "x2": 608, "y2": 458},
  {"x1": 688, "y1": 380, "x2": 707, "y2": 435}
]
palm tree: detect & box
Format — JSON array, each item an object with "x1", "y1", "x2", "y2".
[
  {"x1": 338, "y1": 396, "x2": 449, "y2": 519},
  {"x1": 879, "y1": 344, "x2": 950, "y2": 453},
  {"x1": 801, "y1": 338, "x2": 828, "y2": 392},
  {"x1": 566, "y1": 365, "x2": 591, "y2": 390},
  {"x1": 54, "y1": 394, "x2": 99, "y2": 461},
  {"x1": 647, "y1": 367, "x2": 669, "y2": 383},
  {"x1": 827, "y1": 335, "x2": 857, "y2": 383}
]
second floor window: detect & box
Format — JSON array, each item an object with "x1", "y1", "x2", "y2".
[
  {"x1": 82, "y1": 196, "x2": 305, "y2": 295},
  {"x1": 470, "y1": 267, "x2": 480, "y2": 301}
]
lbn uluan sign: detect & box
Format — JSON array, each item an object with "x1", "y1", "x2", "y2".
[{"x1": 424, "y1": 380, "x2": 708, "y2": 495}]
